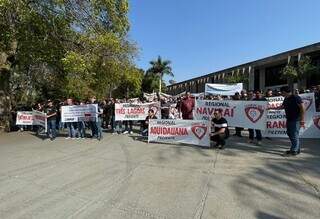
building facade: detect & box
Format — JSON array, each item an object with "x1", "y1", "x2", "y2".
[{"x1": 167, "y1": 42, "x2": 320, "y2": 95}]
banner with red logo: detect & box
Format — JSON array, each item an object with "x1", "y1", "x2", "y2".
[
  {"x1": 194, "y1": 100, "x2": 268, "y2": 130},
  {"x1": 264, "y1": 93, "x2": 320, "y2": 138},
  {"x1": 115, "y1": 102, "x2": 161, "y2": 121},
  {"x1": 16, "y1": 110, "x2": 47, "y2": 132},
  {"x1": 148, "y1": 119, "x2": 211, "y2": 147}
]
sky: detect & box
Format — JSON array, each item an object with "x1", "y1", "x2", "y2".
[{"x1": 128, "y1": 0, "x2": 320, "y2": 83}]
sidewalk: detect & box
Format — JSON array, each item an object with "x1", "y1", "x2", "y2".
[{"x1": 0, "y1": 131, "x2": 319, "y2": 219}]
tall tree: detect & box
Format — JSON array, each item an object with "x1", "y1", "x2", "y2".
[
  {"x1": 0, "y1": 0, "x2": 137, "y2": 130},
  {"x1": 281, "y1": 56, "x2": 318, "y2": 90},
  {"x1": 146, "y1": 56, "x2": 173, "y2": 93}
]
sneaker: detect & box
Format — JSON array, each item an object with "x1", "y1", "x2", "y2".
[
  {"x1": 283, "y1": 150, "x2": 299, "y2": 157},
  {"x1": 129, "y1": 131, "x2": 133, "y2": 134},
  {"x1": 123, "y1": 131, "x2": 129, "y2": 134},
  {"x1": 218, "y1": 145, "x2": 225, "y2": 150},
  {"x1": 71, "y1": 138, "x2": 76, "y2": 140},
  {"x1": 256, "y1": 141, "x2": 262, "y2": 146},
  {"x1": 65, "y1": 137, "x2": 71, "y2": 139},
  {"x1": 112, "y1": 132, "x2": 116, "y2": 135}
]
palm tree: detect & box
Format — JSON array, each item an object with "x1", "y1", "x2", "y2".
[{"x1": 146, "y1": 56, "x2": 173, "y2": 93}]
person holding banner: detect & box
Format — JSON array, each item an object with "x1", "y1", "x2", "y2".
[
  {"x1": 248, "y1": 91, "x2": 267, "y2": 145},
  {"x1": 65, "y1": 98, "x2": 76, "y2": 139},
  {"x1": 141, "y1": 109, "x2": 157, "y2": 137},
  {"x1": 280, "y1": 86, "x2": 305, "y2": 156},
  {"x1": 77, "y1": 101, "x2": 87, "y2": 139},
  {"x1": 45, "y1": 100, "x2": 57, "y2": 140},
  {"x1": 210, "y1": 109, "x2": 229, "y2": 149}
]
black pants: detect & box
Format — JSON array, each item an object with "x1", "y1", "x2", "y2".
[
  {"x1": 248, "y1": 129, "x2": 262, "y2": 141},
  {"x1": 124, "y1": 121, "x2": 133, "y2": 132},
  {"x1": 235, "y1": 127, "x2": 243, "y2": 136},
  {"x1": 211, "y1": 133, "x2": 226, "y2": 146}
]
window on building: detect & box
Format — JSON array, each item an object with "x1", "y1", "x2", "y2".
[{"x1": 265, "y1": 64, "x2": 287, "y2": 87}]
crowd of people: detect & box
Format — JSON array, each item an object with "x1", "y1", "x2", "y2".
[{"x1": 13, "y1": 84, "x2": 320, "y2": 156}]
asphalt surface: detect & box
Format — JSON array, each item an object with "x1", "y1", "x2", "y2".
[{"x1": 0, "y1": 130, "x2": 319, "y2": 219}]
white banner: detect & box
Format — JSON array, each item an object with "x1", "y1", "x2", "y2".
[
  {"x1": 115, "y1": 102, "x2": 161, "y2": 121},
  {"x1": 143, "y1": 92, "x2": 157, "y2": 102},
  {"x1": 194, "y1": 100, "x2": 268, "y2": 130},
  {"x1": 148, "y1": 119, "x2": 211, "y2": 147},
  {"x1": 264, "y1": 93, "x2": 320, "y2": 138},
  {"x1": 61, "y1": 104, "x2": 98, "y2": 123},
  {"x1": 16, "y1": 111, "x2": 33, "y2": 125},
  {"x1": 205, "y1": 83, "x2": 243, "y2": 96},
  {"x1": 16, "y1": 110, "x2": 47, "y2": 132}
]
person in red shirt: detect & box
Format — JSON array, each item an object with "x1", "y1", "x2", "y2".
[{"x1": 179, "y1": 92, "x2": 195, "y2": 120}]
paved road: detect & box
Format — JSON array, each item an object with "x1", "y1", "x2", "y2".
[{"x1": 0, "y1": 131, "x2": 319, "y2": 219}]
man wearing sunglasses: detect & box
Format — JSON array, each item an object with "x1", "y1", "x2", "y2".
[{"x1": 210, "y1": 109, "x2": 229, "y2": 149}]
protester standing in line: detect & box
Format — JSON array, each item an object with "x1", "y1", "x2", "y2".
[
  {"x1": 210, "y1": 109, "x2": 229, "y2": 149},
  {"x1": 248, "y1": 90, "x2": 267, "y2": 145},
  {"x1": 77, "y1": 101, "x2": 86, "y2": 139},
  {"x1": 65, "y1": 98, "x2": 76, "y2": 139},
  {"x1": 179, "y1": 92, "x2": 195, "y2": 120},
  {"x1": 265, "y1": 89, "x2": 273, "y2": 98},
  {"x1": 141, "y1": 109, "x2": 157, "y2": 137},
  {"x1": 247, "y1": 90, "x2": 254, "y2": 100},
  {"x1": 233, "y1": 92, "x2": 244, "y2": 137},
  {"x1": 33, "y1": 102, "x2": 44, "y2": 135},
  {"x1": 45, "y1": 100, "x2": 57, "y2": 140},
  {"x1": 88, "y1": 96, "x2": 98, "y2": 138},
  {"x1": 123, "y1": 98, "x2": 133, "y2": 134},
  {"x1": 96, "y1": 102, "x2": 104, "y2": 140},
  {"x1": 113, "y1": 99, "x2": 123, "y2": 134},
  {"x1": 280, "y1": 86, "x2": 305, "y2": 156}
]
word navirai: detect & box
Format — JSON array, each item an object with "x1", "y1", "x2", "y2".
[{"x1": 150, "y1": 127, "x2": 188, "y2": 136}]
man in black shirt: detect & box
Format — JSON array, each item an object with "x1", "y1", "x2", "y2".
[
  {"x1": 45, "y1": 100, "x2": 57, "y2": 140},
  {"x1": 211, "y1": 109, "x2": 229, "y2": 149},
  {"x1": 280, "y1": 86, "x2": 305, "y2": 156}
]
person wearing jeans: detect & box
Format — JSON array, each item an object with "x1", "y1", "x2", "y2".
[
  {"x1": 248, "y1": 90, "x2": 267, "y2": 145},
  {"x1": 65, "y1": 98, "x2": 76, "y2": 139},
  {"x1": 123, "y1": 121, "x2": 133, "y2": 134},
  {"x1": 45, "y1": 100, "x2": 57, "y2": 140},
  {"x1": 286, "y1": 120, "x2": 301, "y2": 153},
  {"x1": 78, "y1": 121, "x2": 86, "y2": 138},
  {"x1": 280, "y1": 86, "x2": 305, "y2": 156},
  {"x1": 248, "y1": 129, "x2": 262, "y2": 144}
]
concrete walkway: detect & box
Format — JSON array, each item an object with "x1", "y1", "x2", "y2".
[{"x1": 0, "y1": 131, "x2": 319, "y2": 219}]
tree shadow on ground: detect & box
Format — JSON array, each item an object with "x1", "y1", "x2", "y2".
[{"x1": 226, "y1": 137, "x2": 320, "y2": 218}]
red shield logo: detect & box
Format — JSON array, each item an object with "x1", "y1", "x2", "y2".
[
  {"x1": 302, "y1": 98, "x2": 313, "y2": 111},
  {"x1": 191, "y1": 125, "x2": 207, "y2": 140},
  {"x1": 245, "y1": 106, "x2": 264, "y2": 123},
  {"x1": 313, "y1": 116, "x2": 320, "y2": 130}
]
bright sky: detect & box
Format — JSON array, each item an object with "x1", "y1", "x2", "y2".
[{"x1": 129, "y1": 0, "x2": 320, "y2": 83}]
